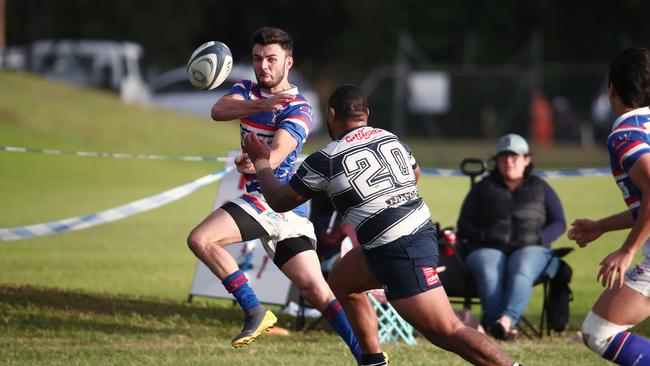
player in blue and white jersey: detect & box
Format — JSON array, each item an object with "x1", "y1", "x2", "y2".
[
  {"x1": 245, "y1": 85, "x2": 522, "y2": 366},
  {"x1": 569, "y1": 47, "x2": 650, "y2": 365},
  {"x1": 187, "y1": 27, "x2": 360, "y2": 360}
]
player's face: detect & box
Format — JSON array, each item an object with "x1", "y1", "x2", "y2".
[
  {"x1": 496, "y1": 152, "x2": 530, "y2": 181},
  {"x1": 252, "y1": 44, "x2": 292, "y2": 90}
]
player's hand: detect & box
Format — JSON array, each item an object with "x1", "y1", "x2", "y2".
[
  {"x1": 597, "y1": 248, "x2": 634, "y2": 289},
  {"x1": 234, "y1": 153, "x2": 254, "y2": 174},
  {"x1": 259, "y1": 93, "x2": 295, "y2": 112},
  {"x1": 567, "y1": 219, "x2": 602, "y2": 247},
  {"x1": 244, "y1": 133, "x2": 271, "y2": 164}
]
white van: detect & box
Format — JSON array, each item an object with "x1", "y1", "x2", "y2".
[{"x1": 2, "y1": 39, "x2": 151, "y2": 104}]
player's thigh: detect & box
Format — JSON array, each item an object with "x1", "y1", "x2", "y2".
[
  {"x1": 390, "y1": 286, "x2": 462, "y2": 337},
  {"x1": 593, "y1": 284, "x2": 650, "y2": 325},
  {"x1": 328, "y1": 246, "x2": 382, "y2": 294},
  {"x1": 278, "y1": 243, "x2": 325, "y2": 289},
  {"x1": 189, "y1": 202, "x2": 266, "y2": 246}
]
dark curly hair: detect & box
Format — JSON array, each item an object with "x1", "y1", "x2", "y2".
[
  {"x1": 608, "y1": 47, "x2": 650, "y2": 108},
  {"x1": 250, "y1": 27, "x2": 293, "y2": 55},
  {"x1": 328, "y1": 84, "x2": 368, "y2": 121}
]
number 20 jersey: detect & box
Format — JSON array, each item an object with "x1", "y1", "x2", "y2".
[{"x1": 289, "y1": 126, "x2": 433, "y2": 248}]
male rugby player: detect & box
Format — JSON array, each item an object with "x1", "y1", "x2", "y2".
[
  {"x1": 568, "y1": 47, "x2": 650, "y2": 365},
  {"x1": 245, "y1": 84, "x2": 523, "y2": 366},
  {"x1": 187, "y1": 27, "x2": 360, "y2": 360}
]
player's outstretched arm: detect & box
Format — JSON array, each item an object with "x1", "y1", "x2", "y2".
[
  {"x1": 211, "y1": 93, "x2": 296, "y2": 121},
  {"x1": 568, "y1": 212, "x2": 633, "y2": 247},
  {"x1": 244, "y1": 133, "x2": 308, "y2": 212}
]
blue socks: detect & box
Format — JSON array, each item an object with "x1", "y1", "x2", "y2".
[
  {"x1": 322, "y1": 299, "x2": 362, "y2": 362},
  {"x1": 222, "y1": 270, "x2": 261, "y2": 312},
  {"x1": 604, "y1": 331, "x2": 650, "y2": 365}
]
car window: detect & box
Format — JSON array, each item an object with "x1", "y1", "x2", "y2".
[
  {"x1": 41, "y1": 53, "x2": 93, "y2": 76},
  {"x1": 155, "y1": 79, "x2": 231, "y2": 94}
]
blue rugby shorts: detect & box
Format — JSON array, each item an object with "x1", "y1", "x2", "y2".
[{"x1": 363, "y1": 227, "x2": 442, "y2": 301}]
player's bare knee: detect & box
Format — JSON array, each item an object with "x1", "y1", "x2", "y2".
[
  {"x1": 186, "y1": 230, "x2": 203, "y2": 254},
  {"x1": 186, "y1": 229, "x2": 219, "y2": 255},
  {"x1": 428, "y1": 316, "x2": 466, "y2": 342},
  {"x1": 296, "y1": 283, "x2": 329, "y2": 308}
]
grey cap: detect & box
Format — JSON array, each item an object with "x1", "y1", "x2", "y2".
[{"x1": 496, "y1": 133, "x2": 529, "y2": 155}]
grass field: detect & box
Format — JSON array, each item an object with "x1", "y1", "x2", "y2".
[{"x1": 0, "y1": 71, "x2": 647, "y2": 365}]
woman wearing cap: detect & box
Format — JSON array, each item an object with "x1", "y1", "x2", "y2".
[{"x1": 456, "y1": 133, "x2": 567, "y2": 340}]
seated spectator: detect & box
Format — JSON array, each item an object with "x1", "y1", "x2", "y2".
[{"x1": 456, "y1": 133, "x2": 567, "y2": 340}]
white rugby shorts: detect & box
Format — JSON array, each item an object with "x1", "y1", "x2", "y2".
[
  {"x1": 227, "y1": 191, "x2": 316, "y2": 260},
  {"x1": 624, "y1": 256, "x2": 650, "y2": 297}
]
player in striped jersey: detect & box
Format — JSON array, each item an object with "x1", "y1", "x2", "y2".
[
  {"x1": 187, "y1": 27, "x2": 360, "y2": 360},
  {"x1": 245, "y1": 85, "x2": 522, "y2": 366},
  {"x1": 569, "y1": 47, "x2": 650, "y2": 365}
]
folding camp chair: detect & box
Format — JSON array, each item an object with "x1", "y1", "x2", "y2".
[
  {"x1": 438, "y1": 238, "x2": 572, "y2": 339},
  {"x1": 293, "y1": 235, "x2": 417, "y2": 345},
  {"x1": 436, "y1": 158, "x2": 573, "y2": 339},
  {"x1": 367, "y1": 289, "x2": 417, "y2": 345}
]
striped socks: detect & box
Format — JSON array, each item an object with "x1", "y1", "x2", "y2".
[
  {"x1": 322, "y1": 299, "x2": 362, "y2": 361},
  {"x1": 603, "y1": 331, "x2": 650, "y2": 365},
  {"x1": 222, "y1": 270, "x2": 262, "y2": 312}
]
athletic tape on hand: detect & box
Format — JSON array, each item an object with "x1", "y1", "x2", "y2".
[{"x1": 0, "y1": 167, "x2": 233, "y2": 241}]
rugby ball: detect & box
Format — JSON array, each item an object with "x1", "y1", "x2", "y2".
[{"x1": 187, "y1": 41, "x2": 233, "y2": 90}]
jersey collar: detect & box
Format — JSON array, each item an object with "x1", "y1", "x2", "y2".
[
  {"x1": 260, "y1": 84, "x2": 299, "y2": 99},
  {"x1": 612, "y1": 106, "x2": 650, "y2": 130},
  {"x1": 336, "y1": 126, "x2": 365, "y2": 141}
]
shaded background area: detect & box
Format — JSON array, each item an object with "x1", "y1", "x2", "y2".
[{"x1": 5, "y1": 0, "x2": 650, "y2": 142}]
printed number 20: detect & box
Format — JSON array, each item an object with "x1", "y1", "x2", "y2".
[{"x1": 342, "y1": 141, "x2": 412, "y2": 198}]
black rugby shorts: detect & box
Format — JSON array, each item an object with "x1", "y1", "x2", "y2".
[{"x1": 363, "y1": 227, "x2": 442, "y2": 301}]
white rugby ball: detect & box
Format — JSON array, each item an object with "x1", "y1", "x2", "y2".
[{"x1": 186, "y1": 41, "x2": 233, "y2": 90}]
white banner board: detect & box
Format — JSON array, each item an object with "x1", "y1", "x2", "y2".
[{"x1": 188, "y1": 151, "x2": 293, "y2": 305}]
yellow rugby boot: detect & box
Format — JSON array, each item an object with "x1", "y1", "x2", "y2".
[{"x1": 231, "y1": 309, "x2": 277, "y2": 348}]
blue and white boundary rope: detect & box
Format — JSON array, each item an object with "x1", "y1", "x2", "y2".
[
  {"x1": 420, "y1": 167, "x2": 612, "y2": 178},
  {"x1": 0, "y1": 145, "x2": 232, "y2": 162},
  {"x1": 1, "y1": 145, "x2": 612, "y2": 177},
  {"x1": 0, "y1": 167, "x2": 233, "y2": 241}
]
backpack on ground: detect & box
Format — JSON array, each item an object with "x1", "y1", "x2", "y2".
[{"x1": 546, "y1": 259, "x2": 573, "y2": 332}]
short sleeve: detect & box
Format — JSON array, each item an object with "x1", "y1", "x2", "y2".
[
  {"x1": 609, "y1": 130, "x2": 650, "y2": 172},
  {"x1": 288, "y1": 151, "x2": 329, "y2": 198},
  {"x1": 280, "y1": 102, "x2": 313, "y2": 150},
  {"x1": 225, "y1": 80, "x2": 251, "y2": 100},
  {"x1": 400, "y1": 141, "x2": 417, "y2": 169}
]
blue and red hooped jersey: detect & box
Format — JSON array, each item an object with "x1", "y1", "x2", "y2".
[
  {"x1": 607, "y1": 107, "x2": 650, "y2": 218},
  {"x1": 226, "y1": 79, "x2": 313, "y2": 217}
]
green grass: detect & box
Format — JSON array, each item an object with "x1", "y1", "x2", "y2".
[
  {"x1": 0, "y1": 284, "x2": 608, "y2": 366},
  {"x1": 0, "y1": 71, "x2": 647, "y2": 365}
]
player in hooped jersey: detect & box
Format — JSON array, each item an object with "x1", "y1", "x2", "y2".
[
  {"x1": 568, "y1": 47, "x2": 650, "y2": 365},
  {"x1": 245, "y1": 85, "x2": 523, "y2": 366},
  {"x1": 187, "y1": 27, "x2": 360, "y2": 359}
]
